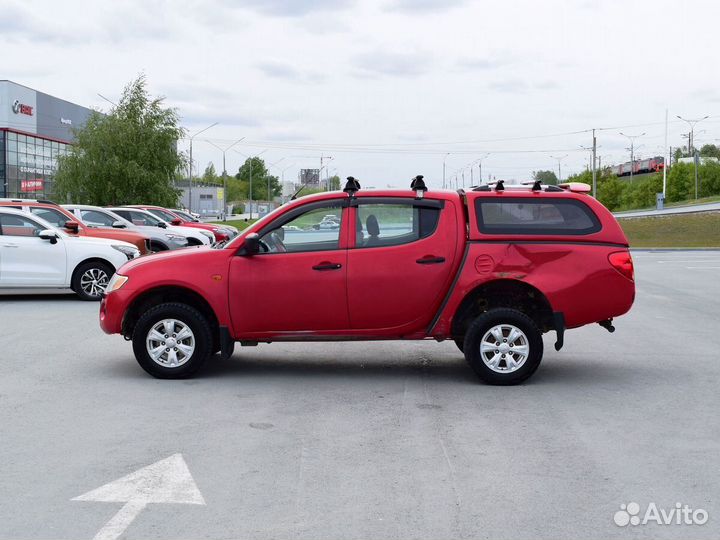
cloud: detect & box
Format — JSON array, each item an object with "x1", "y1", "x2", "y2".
[
  {"x1": 256, "y1": 61, "x2": 303, "y2": 80},
  {"x1": 386, "y1": 0, "x2": 468, "y2": 13},
  {"x1": 239, "y1": 0, "x2": 355, "y2": 17},
  {"x1": 487, "y1": 78, "x2": 529, "y2": 93},
  {"x1": 352, "y1": 50, "x2": 432, "y2": 78},
  {"x1": 458, "y1": 57, "x2": 513, "y2": 70}
]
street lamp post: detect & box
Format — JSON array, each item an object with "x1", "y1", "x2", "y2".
[
  {"x1": 550, "y1": 154, "x2": 568, "y2": 182},
  {"x1": 619, "y1": 132, "x2": 645, "y2": 183},
  {"x1": 187, "y1": 122, "x2": 219, "y2": 212},
  {"x1": 443, "y1": 153, "x2": 451, "y2": 189},
  {"x1": 267, "y1": 157, "x2": 285, "y2": 203},
  {"x1": 677, "y1": 115, "x2": 709, "y2": 199},
  {"x1": 207, "y1": 137, "x2": 245, "y2": 220}
]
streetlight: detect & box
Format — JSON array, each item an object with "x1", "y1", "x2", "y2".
[
  {"x1": 187, "y1": 122, "x2": 219, "y2": 212},
  {"x1": 619, "y1": 132, "x2": 645, "y2": 183},
  {"x1": 443, "y1": 153, "x2": 451, "y2": 189},
  {"x1": 550, "y1": 154, "x2": 568, "y2": 182},
  {"x1": 476, "y1": 153, "x2": 491, "y2": 184},
  {"x1": 677, "y1": 115, "x2": 709, "y2": 200},
  {"x1": 266, "y1": 157, "x2": 285, "y2": 203},
  {"x1": 207, "y1": 137, "x2": 245, "y2": 220}
]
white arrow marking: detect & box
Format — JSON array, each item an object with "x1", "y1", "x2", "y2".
[{"x1": 73, "y1": 453, "x2": 205, "y2": 540}]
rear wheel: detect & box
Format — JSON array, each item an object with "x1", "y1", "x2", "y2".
[
  {"x1": 463, "y1": 308, "x2": 543, "y2": 385},
  {"x1": 72, "y1": 261, "x2": 113, "y2": 301},
  {"x1": 132, "y1": 303, "x2": 213, "y2": 379}
]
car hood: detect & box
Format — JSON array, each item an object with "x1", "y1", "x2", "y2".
[
  {"x1": 119, "y1": 243, "x2": 211, "y2": 272},
  {"x1": 64, "y1": 235, "x2": 137, "y2": 249},
  {"x1": 85, "y1": 227, "x2": 148, "y2": 242}
]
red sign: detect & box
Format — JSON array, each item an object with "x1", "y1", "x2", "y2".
[
  {"x1": 11, "y1": 100, "x2": 34, "y2": 116},
  {"x1": 21, "y1": 179, "x2": 44, "y2": 192}
]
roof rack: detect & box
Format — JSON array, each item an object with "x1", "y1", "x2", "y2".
[
  {"x1": 472, "y1": 181, "x2": 569, "y2": 193},
  {"x1": 343, "y1": 176, "x2": 361, "y2": 196}
]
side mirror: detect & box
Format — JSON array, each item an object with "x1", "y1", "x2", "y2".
[
  {"x1": 64, "y1": 220, "x2": 79, "y2": 232},
  {"x1": 39, "y1": 229, "x2": 59, "y2": 244},
  {"x1": 171, "y1": 219, "x2": 183, "y2": 226},
  {"x1": 112, "y1": 221, "x2": 126, "y2": 229},
  {"x1": 240, "y1": 233, "x2": 260, "y2": 256},
  {"x1": 157, "y1": 222, "x2": 167, "y2": 229}
]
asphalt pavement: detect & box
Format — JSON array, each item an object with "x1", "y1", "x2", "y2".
[{"x1": 1, "y1": 251, "x2": 719, "y2": 540}]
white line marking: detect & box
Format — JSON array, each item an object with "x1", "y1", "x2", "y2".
[
  {"x1": 73, "y1": 453, "x2": 205, "y2": 540},
  {"x1": 685, "y1": 266, "x2": 720, "y2": 269}
]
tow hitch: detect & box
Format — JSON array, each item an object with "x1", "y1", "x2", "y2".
[{"x1": 598, "y1": 319, "x2": 615, "y2": 333}]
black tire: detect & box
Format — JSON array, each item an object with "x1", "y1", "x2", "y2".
[
  {"x1": 71, "y1": 260, "x2": 114, "y2": 301},
  {"x1": 132, "y1": 302, "x2": 213, "y2": 379},
  {"x1": 454, "y1": 338, "x2": 464, "y2": 353},
  {"x1": 463, "y1": 308, "x2": 543, "y2": 385}
]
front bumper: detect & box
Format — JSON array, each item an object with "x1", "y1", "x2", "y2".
[{"x1": 99, "y1": 289, "x2": 131, "y2": 335}]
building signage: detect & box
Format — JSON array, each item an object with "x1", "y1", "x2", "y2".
[
  {"x1": 12, "y1": 99, "x2": 34, "y2": 116},
  {"x1": 60, "y1": 117, "x2": 72, "y2": 125},
  {"x1": 21, "y1": 179, "x2": 44, "y2": 192}
]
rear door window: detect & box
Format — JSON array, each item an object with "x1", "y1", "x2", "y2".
[
  {"x1": 354, "y1": 201, "x2": 441, "y2": 248},
  {"x1": 29, "y1": 207, "x2": 70, "y2": 228},
  {"x1": 475, "y1": 198, "x2": 600, "y2": 235}
]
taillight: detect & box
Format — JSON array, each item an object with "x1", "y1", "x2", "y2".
[{"x1": 608, "y1": 251, "x2": 634, "y2": 281}]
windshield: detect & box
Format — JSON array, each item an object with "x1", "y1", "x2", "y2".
[
  {"x1": 173, "y1": 210, "x2": 197, "y2": 222},
  {"x1": 148, "y1": 208, "x2": 180, "y2": 222}
]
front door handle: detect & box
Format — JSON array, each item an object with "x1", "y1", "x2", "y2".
[
  {"x1": 312, "y1": 262, "x2": 342, "y2": 271},
  {"x1": 2, "y1": 243, "x2": 19, "y2": 248},
  {"x1": 416, "y1": 255, "x2": 445, "y2": 265}
]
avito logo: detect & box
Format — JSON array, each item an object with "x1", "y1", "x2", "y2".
[{"x1": 614, "y1": 502, "x2": 709, "y2": 527}]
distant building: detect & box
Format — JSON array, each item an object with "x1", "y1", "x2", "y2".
[
  {"x1": 178, "y1": 183, "x2": 224, "y2": 217},
  {"x1": 0, "y1": 80, "x2": 94, "y2": 199},
  {"x1": 299, "y1": 168, "x2": 320, "y2": 187}
]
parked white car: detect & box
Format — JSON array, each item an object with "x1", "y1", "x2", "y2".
[
  {"x1": 108, "y1": 208, "x2": 214, "y2": 246},
  {"x1": 0, "y1": 208, "x2": 139, "y2": 300}
]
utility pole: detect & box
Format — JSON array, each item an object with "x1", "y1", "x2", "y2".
[
  {"x1": 620, "y1": 132, "x2": 645, "y2": 183},
  {"x1": 443, "y1": 153, "x2": 450, "y2": 189},
  {"x1": 187, "y1": 123, "x2": 219, "y2": 212},
  {"x1": 207, "y1": 137, "x2": 245, "y2": 220},
  {"x1": 320, "y1": 155, "x2": 333, "y2": 190},
  {"x1": 550, "y1": 154, "x2": 568, "y2": 182},
  {"x1": 592, "y1": 129, "x2": 597, "y2": 197},
  {"x1": 477, "y1": 153, "x2": 491, "y2": 184},
  {"x1": 677, "y1": 115, "x2": 709, "y2": 199},
  {"x1": 663, "y1": 109, "x2": 668, "y2": 198}
]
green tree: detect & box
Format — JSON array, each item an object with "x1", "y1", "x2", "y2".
[
  {"x1": 54, "y1": 75, "x2": 185, "y2": 205},
  {"x1": 532, "y1": 170, "x2": 558, "y2": 185},
  {"x1": 666, "y1": 162, "x2": 693, "y2": 202},
  {"x1": 596, "y1": 175, "x2": 624, "y2": 210},
  {"x1": 699, "y1": 144, "x2": 720, "y2": 159},
  {"x1": 202, "y1": 163, "x2": 218, "y2": 185},
  {"x1": 234, "y1": 157, "x2": 281, "y2": 201},
  {"x1": 328, "y1": 175, "x2": 341, "y2": 190}
]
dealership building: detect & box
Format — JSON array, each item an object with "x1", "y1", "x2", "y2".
[{"x1": 0, "y1": 80, "x2": 94, "y2": 199}]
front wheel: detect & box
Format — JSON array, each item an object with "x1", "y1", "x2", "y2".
[
  {"x1": 132, "y1": 303, "x2": 213, "y2": 378},
  {"x1": 72, "y1": 261, "x2": 113, "y2": 301},
  {"x1": 463, "y1": 308, "x2": 543, "y2": 385}
]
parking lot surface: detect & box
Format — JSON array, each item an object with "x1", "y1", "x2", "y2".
[{"x1": 1, "y1": 251, "x2": 719, "y2": 539}]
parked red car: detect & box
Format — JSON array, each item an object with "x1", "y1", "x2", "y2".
[
  {"x1": 125, "y1": 205, "x2": 237, "y2": 243},
  {"x1": 100, "y1": 178, "x2": 635, "y2": 385}
]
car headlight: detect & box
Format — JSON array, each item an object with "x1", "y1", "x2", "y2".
[
  {"x1": 105, "y1": 274, "x2": 129, "y2": 293},
  {"x1": 165, "y1": 233, "x2": 188, "y2": 245},
  {"x1": 199, "y1": 230, "x2": 214, "y2": 241},
  {"x1": 112, "y1": 244, "x2": 140, "y2": 260}
]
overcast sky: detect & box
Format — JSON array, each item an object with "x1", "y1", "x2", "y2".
[{"x1": 4, "y1": 0, "x2": 720, "y2": 187}]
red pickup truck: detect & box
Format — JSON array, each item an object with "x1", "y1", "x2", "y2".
[{"x1": 100, "y1": 178, "x2": 635, "y2": 385}]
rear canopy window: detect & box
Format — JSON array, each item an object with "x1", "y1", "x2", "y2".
[{"x1": 475, "y1": 198, "x2": 601, "y2": 235}]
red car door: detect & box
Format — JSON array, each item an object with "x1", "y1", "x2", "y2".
[
  {"x1": 229, "y1": 199, "x2": 351, "y2": 337},
  {"x1": 346, "y1": 197, "x2": 458, "y2": 332}
]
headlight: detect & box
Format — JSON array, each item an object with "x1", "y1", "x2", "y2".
[
  {"x1": 105, "y1": 274, "x2": 129, "y2": 293},
  {"x1": 199, "y1": 230, "x2": 214, "y2": 241},
  {"x1": 165, "y1": 233, "x2": 188, "y2": 245},
  {"x1": 112, "y1": 244, "x2": 140, "y2": 260}
]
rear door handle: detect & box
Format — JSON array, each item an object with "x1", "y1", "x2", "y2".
[
  {"x1": 312, "y1": 262, "x2": 342, "y2": 271},
  {"x1": 2, "y1": 243, "x2": 19, "y2": 248},
  {"x1": 416, "y1": 256, "x2": 445, "y2": 265}
]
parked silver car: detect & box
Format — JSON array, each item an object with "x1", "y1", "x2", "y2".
[
  {"x1": 107, "y1": 207, "x2": 215, "y2": 247},
  {"x1": 63, "y1": 205, "x2": 191, "y2": 252}
]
